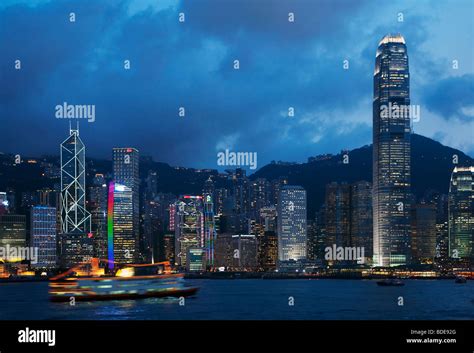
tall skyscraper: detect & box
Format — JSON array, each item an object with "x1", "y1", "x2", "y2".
[
  {"x1": 58, "y1": 125, "x2": 92, "y2": 267},
  {"x1": 30, "y1": 206, "x2": 57, "y2": 268},
  {"x1": 410, "y1": 204, "x2": 437, "y2": 264},
  {"x1": 448, "y1": 166, "x2": 474, "y2": 259},
  {"x1": 88, "y1": 176, "x2": 108, "y2": 260},
  {"x1": 112, "y1": 148, "x2": 140, "y2": 262},
  {"x1": 174, "y1": 196, "x2": 204, "y2": 268},
  {"x1": 324, "y1": 182, "x2": 351, "y2": 249},
  {"x1": 373, "y1": 34, "x2": 411, "y2": 267},
  {"x1": 203, "y1": 193, "x2": 216, "y2": 267},
  {"x1": 351, "y1": 181, "x2": 373, "y2": 260},
  {"x1": 108, "y1": 182, "x2": 134, "y2": 267},
  {"x1": 60, "y1": 125, "x2": 91, "y2": 234},
  {"x1": 277, "y1": 185, "x2": 307, "y2": 265}
]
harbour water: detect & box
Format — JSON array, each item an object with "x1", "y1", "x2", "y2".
[{"x1": 0, "y1": 279, "x2": 473, "y2": 320}]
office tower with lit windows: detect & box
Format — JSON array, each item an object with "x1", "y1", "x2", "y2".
[
  {"x1": 59, "y1": 125, "x2": 91, "y2": 235},
  {"x1": 324, "y1": 182, "x2": 351, "y2": 249},
  {"x1": 58, "y1": 125, "x2": 93, "y2": 268},
  {"x1": 203, "y1": 193, "x2": 216, "y2": 267},
  {"x1": 0, "y1": 214, "x2": 26, "y2": 249},
  {"x1": 373, "y1": 34, "x2": 411, "y2": 267},
  {"x1": 410, "y1": 204, "x2": 437, "y2": 264},
  {"x1": 250, "y1": 178, "x2": 270, "y2": 219},
  {"x1": 112, "y1": 148, "x2": 140, "y2": 262},
  {"x1": 173, "y1": 196, "x2": 204, "y2": 268},
  {"x1": 30, "y1": 206, "x2": 57, "y2": 268},
  {"x1": 277, "y1": 185, "x2": 307, "y2": 266},
  {"x1": 108, "y1": 182, "x2": 135, "y2": 266},
  {"x1": 448, "y1": 167, "x2": 474, "y2": 259},
  {"x1": 88, "y1": 176, "x2": 108, "y2": 260},
  {"x1": 351, "y1": 181, "x2": 373, "y2": 260}
]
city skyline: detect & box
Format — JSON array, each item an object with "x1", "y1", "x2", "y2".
[{"x1": 1, "y1": 0, "x2": 473, "y2": 171}]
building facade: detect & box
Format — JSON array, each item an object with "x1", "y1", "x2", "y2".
[{"x1": 373, "y1": 34, "x2": 412, "y2": 267}]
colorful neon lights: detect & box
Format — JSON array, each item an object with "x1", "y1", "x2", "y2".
[{"x1": 107, "y1": 181, "x2": 115, "y2": 270}]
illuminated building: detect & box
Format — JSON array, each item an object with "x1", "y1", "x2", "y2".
[
  {"x1": 109, "y1": 182, "x2": 135, "y2": 266},
  {"x1": 351, "y1": 181, "x2": 373, "y2": 260},
  {"x1": 186, "y1": 248, "x2": 205, "y2": 272},
  {"x1": 58, "y1": 125, "x2": 92, "y2": 268},
  {"x1": 325, "y1": 182, "x2": 351, "y2": 249},
  {"x1": 59, "y1": 125, "x2": 91, "y2": 234},
  {"x1": 174, "y1": 196, "x2": 204, "y2": 268},
  {"x1": 163, "y1": 233, "x2": 175, "y2": 265},
  {"x1": 410, "y1": 204, "x2": 437, "y2": 264},
  {"x1": 373, "y1": 34, "x2": 411, "y2": 267},
  {"x1": 448, "y1": 166, "x2": 474, "y2": 259},
  {"x1": 0, "y1": 214, "x2": 26, "y2": 249},
  {"x1": 214, "y1": 233, "x2": 259, "y2": 271},
  {"x1": 258, "y1": 231, "x2": 278, "y2": 271},
  {"x1": 113, "y1": 148, "x2": 139, "y2": 262},
  {"x1": 30, "y1": 206, "x2": 56, "y2": 268},
  {"x1": 277, "y1": 185, "x2": 307, "y2": 268},
  {"x1": 203, "y1": 193, "x2": 216, "y2": 267},
  {"x1": 88, "y1": 176, "x2": 108, "y2": 260},
  {"x1": 250, "y1": 178, "x2": 270, "y2": 218}
]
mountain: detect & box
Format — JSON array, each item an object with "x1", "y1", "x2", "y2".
[
  {"x1": 0, "y1": 134, "x2": 472, "y2": 218},
  {"x1": 251, "y1": 134, "x2": 473, "y2": 216}
]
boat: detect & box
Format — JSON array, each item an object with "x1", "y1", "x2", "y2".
[
  {"x1": 49, "y1": 259, "x2": 199, "y2": 302},
  {"x1": 455, "y1": 276, "x2": 467, "y2": 284},
  {"x1": 376, "y1": 278, "x2": 405, "y2": 286}
]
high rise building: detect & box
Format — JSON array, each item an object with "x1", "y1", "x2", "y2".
[
  {"x1": 324, "y1": 182, "x2": 351, "y2": 249},
  {"x1": 0, "y1": 214, "x2": 26, "y2": 250},
  {"x1": 30, "y1": 206, "x2": 57, "y2": 268},
  {"x1": 277, "y1": 185, "x2": 307, "y2": 266},
  {"x1": 351, "y1": 181, "x2": 373, "y2": 260},
  {"x1": 203, "y1": 193, "x2": 216, "y2": 267},
  {"x1": 88, "y1": 176, "x2": 108, "y2": 260},
  {"x1": 448, "y1": 167, "x2": 474, "y2": 259},
  {"x1": 410, "y1": 204, "x2": 437, "y2": 264},
  {"x1": 108, "y1": 182, "x2": 135, "y2": 267},
  {"x1": 58, "y1": 126, "x2": 92, "y2": 268},
  {"x1": 174, "y1": 196, "x2": 204, "y2": 268},
  {"x1": 59, "y1": 125, "x2": 91, "y2": 235},
  {"x1": 112, "y1": 148, "x2": 139, "y2": 262},
  {"x1": 373, "y1": 34, "x2": 412, "y2": 267},
  {"x1": 249, "y1": 178, "x2": 270, "y2": 219}
]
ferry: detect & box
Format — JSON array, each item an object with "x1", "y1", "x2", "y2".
[{"x1": 49, "y1": 259, "x2": 198, "y2": 302}]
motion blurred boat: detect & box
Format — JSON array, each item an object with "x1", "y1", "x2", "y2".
[
  {"x1": 49, "y1": 259, "x2": 198, "y2": 302},
  {"x1": 455, "y1": 276, "x2": 467, "y2": 284},
  {"x1": 376, "y1": 278, "x2": 405, "y2": 286}
]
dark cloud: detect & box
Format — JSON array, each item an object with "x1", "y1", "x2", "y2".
[{"x1": 0, "y1": 0, "x2": 472, "y2": 170}]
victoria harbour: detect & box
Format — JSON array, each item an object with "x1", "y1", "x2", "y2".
[{"x1": 1, "y1": 279, "x2": 473, "y2": 321}]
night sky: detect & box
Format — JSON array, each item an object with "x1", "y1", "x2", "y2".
[{"x1": 1, "y1": 0, "x2": 473, "y2": 170}]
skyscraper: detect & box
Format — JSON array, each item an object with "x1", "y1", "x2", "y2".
[
  {"x1": 174, "y1": 196, "x2": 204, "y2": 268},
  {"x1": 324, "y1": 182, "x2": 351, "y2": 249},
  {"x1": 108, "y1": 182, "x2": 135, "y2": 267},
  {"x1": 112, "y1": 148, "x2": 139, "y2": 262},
  {"x1": 410, "y1": 204, "x2": 437, "y2": 264},
  {"x1": 60, "y1": 125, "x2": 91, "y2": 234},
  {"x1": 448, "y1": 166, "x2": 474, "y2": 259},
  {"x1": 58, "y1": 125, "x2": 92, "y2": 267},
  {"x1": 351, "y1": 181, "x2": 373, "y2": 260},
  {"x1": 30, "y1": 206, "x2": 57, "y2": 268},
  {"x1": 277, "y1": 185, "x2": 307, "y2": 266},
  {"x1": 373, "y1": 34, "x2": 411, "y2": 267},
  {"x1": 88, "y1": 175, "x2": 108, "y2": 260}
]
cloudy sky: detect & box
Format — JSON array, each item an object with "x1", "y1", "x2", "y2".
[{"x1": 1, "y1": 0, "x2": 473, "y2": 170}]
